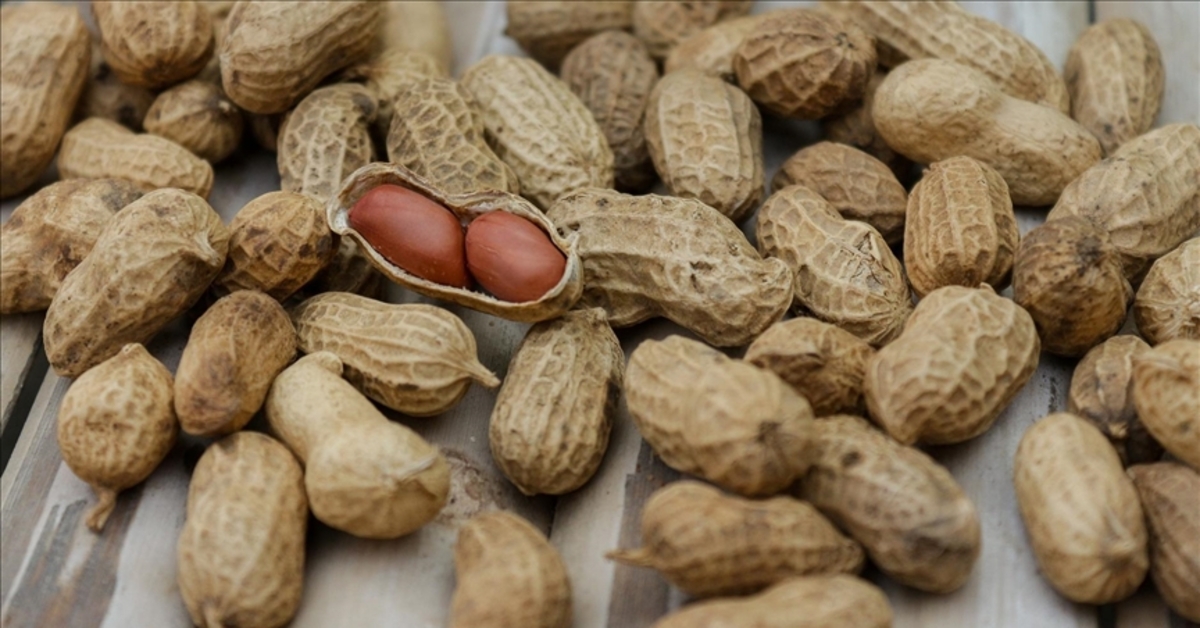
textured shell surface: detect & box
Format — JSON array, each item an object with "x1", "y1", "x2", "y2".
[
  {"x1": 450, "y1": 511, "x2": 572, "y2": 628},
  {"x1": 220, "y1": 0, "x2": 379, "y2": 113},
  {"x1": 755, "y1": 184, "x2": 911, "y2": 347},
  {"x1": 290, "y1": 292, "x2": 498, "y2": 416},
  {"x1": 865, "y1": 285, "x2": 1039, "y2": 445},
  {"x1": 143, "y1": 79, "x2": 243, "y2": 163},
  {"x1": 92, "y1": 1, "x2": 213, "y2": 90},
  {"x1": 1047, "y1": 124, "x2": 1200, "y2": 282},
  {"x1": 644, "y1": 69, "x2": 763, "y2": 222},
  {"x1": 75, "y1": 40, "x2": 156, "y2": 132},
  {"x1": 177, "y1": 432, "x2": 307, "y2": 628},
  {"x1": 1135, "y1": 238, "x2": 1200, "y2": 344},
  {"x1": 1127, "y1": 463, "x2": 1200, "y2": 622},
  {"x1": 461, "y1": 55, "x2": 614, "y2": 211},
  {"x1": 278, "y1": 83, "x2": 377, "y2": 203},
  {"x1": 1066, "y1": 18, "x2": 1165, "y2": 156},
  {"x1": 386, "y1": 76, "x2": 519, "y2": 196},
  {"x1": 0, "y1": 179, "x2": 142, "y2": 314},
  {"x1": 772, "y1": 141, "x2": 907, "y2": 244},
  {"x1": 624, "y1": 335, "x2": 815, "y2": 497},
  {"x1": 43, "y1": 188, "x2": 228, "y2": 378},
  {"x1": 651, "y1": 575, "x2": 893, "y2": 628},
  {"x1": 1067, "y1": 335, "x2": 1160, "y2": 466},
  {"x1": 372, "y1": 1, "x2": 454, "y2": 75},
  {"x1": 489, "y1": 308, "x2": 623, "y2": 496},
  {"x1": 57, "y1": 117, "x2": 215, "y2": 198},
  {"x1": 608, "y1": 481, "x2": 864, "y2": 598},
  {"x1": 504, "y1": 1, "x2": 634, "y2": 70},
  {"x1": 744, "y1": 317, "x2": 875, "y2": 416},
  {"x1": 341, "y1": 48, "x2": 446, "y2": 138},
  {"x1": 0, "y1": 3, "x2": 90, "y2": 198},
  {"x1": 1013, "y1": 412, "x2": 1149, "y2": 604},
  {"x1": 632, "y1": 1, "x2": 754, "y2": 61},
  {"x1": 57, "y1": 343, "x2": 176, "y2": 531},
  {"x1": 665, "y1": 13, "x2": 774, "y2": 81},
  {"x1": 904, "y1": 156, "x2": 1018, "y2": 296},
  {"x1": 795, "y1": 415, "x2": 981, "y2": 593},
  {"x1": 548, "y1": 188, "x2": 792, "y2": 347},
  {"x1": 561, "y1": 30, "x2": 659, "y2": 192},
  {"x1": 1132, "y1": 339, "x2": 1200, "y2": 472}
]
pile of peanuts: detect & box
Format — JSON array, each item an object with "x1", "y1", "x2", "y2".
[{"x1": 1, "y1": 1, "x2": 1197, "y2": 627}]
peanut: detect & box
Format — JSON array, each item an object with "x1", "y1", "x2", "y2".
[
  {"x1": 265, "y1": 351, "x2": 450, "y2": 539},
  {"x1": 1013, "y1": 217, "x2": 1133, "y2": 357},
  {"x1": 304, "y1": 238, "x2": 384, "y2": 300},
  {"x1": 0, "y1": 179, "x2": 142, "y2": 314},
  {"x1": 608, "y1": 481, "x2": 863, "y2": 598},
  {"x1": 219, "y1": 0, "x2": 379, "y2": 114},
  {"x1": 57, "y1": 343, "x2": 176, "y2": 531},
  {"x1": 44, "y1": 188, "x2": 228, "y2": 378},
  {"x1": 372, "y1": 1, "x2": 454, "y2": 76},
  {"x1": 1127, "y1": 463, "x2": 1200, "y2": 622},
  {"x1": 548, "y1": 188, "x2": 793, "y2": 347},
  {"x1": 462, "y1": 55, "x2": 614, "y2": 211},
  {"x1": 561, "y1": 30, "x2": 659, "y2": 192},
  {"x1": 175, "y1": 291, "x2": 296, "y2": 437},
  {"x1": 489, "y1": 308, "x2": 623, "y2": 496},
  {"x1": 1132, "y1": 339, "x2": 1200, "y2": 472},
  {"x1": 744, "y1": 317, "x2": 874, "y2": 417},
  {"x1": 177, "y1": 432, "x2": 307, "y2": 628},
  {"x1": 1134, "y1": 238, "x2": 1200, "y2": 344},
  {"x1": 632, "y1": 1, "x2": 753, "y2": 61},
  {"x1": 348, "y1": 184, "x2": 470, "y2": 288},
  {"x1": 450, "y1": 511, "x2": 571, "y2": 628},
  {"x1": 795, "y1": 415, "x2": 981, "y2": 593},
  {"x1": 144, "y1": 79, "x2": 243, "y2": 163},
  {"x1": 343, "y1": 49, "x2": 446, "y2": 140},
  {"x1": 465, "y1": 211, "x2": 568, "y2": 304},
  {"x1": 290, "y1": 292, "x2": 499, "y2": 416},
  {"x1": 664, "y1": 13, "x2": 773, "y2": 81},
  {"x1": 644, "y1": 68, "x2": 764, "y2": 222},
  {"x1": 1066, "y1": 19, "x2": 1165, "y2": 156},
  {"x1": 651, "y1": 575, "x2": 893, "y2": 628},
  {"x1": 75, "y1": 40, "x2": 156, "y2": 132},
  {"x1": 904, "y1": 156, "x2": 1019, "y2": 296},
  {"x1": 92, "y1": 1, "x2": 212, "y2": 89},
  {"x1": 625, "y1": 335, "x2": 815, "y2": 497},
  {"x1": 0, "y1": 3, "x2": 90, "y2": 198},
  {"x1": 505, "y1": 1, "x2": 634, "y2": 70},
  {"x1": 278, "y1": 84, "x2": 377, "y2": 203},
  {"x1": 1068, "y1": 335, "x2": 1161, "y2": 466},
  {"x1": 772, "y1": 141, "x2": 907, "y2": 244},
  {"x1": 756, "y1": 184, "x2": 911, "y2": 347},
  {"x1": 821, "y1": 69, "x2": 911, "y2": 177},
  {"x1": 58, "y1": 117, "x2": 215, "y2": 198},
  {"x1": 1014, "y1": 412, "x2": 1149, "y2": 603},
  {"x1": 873, "y1": 58, "x2": 1100, "y2": 206}
]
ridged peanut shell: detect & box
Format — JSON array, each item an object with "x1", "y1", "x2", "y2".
[
  {"x1": 548, "y1": 188, "x2": 793, "y2": 347},
  {"x1": 1132, "y1": 340, "x2": 1200, "y2": 472},
  {"x1": 1047, "y1": 124, "x2": 1200, "y2": 282},
  {"x1": 644, "y1": 69, "x2": 762, "y2": 222},
  {"x1": 220, "y1": 1, "x2": 379, "y2": 113},
  {"x1": 561, "y1": 31, "x2": 659, "y2": 192},
  {"x1": 665, "y1": 13, "x2": 773, "y2": 81},
  {"x1": 0, "y1": 179, "x2": 142, "y2": 314},
  {"x1": 745, "y1": 317, "x2": 874, "y2": 416},
  {"x1": 450, "y1": 511, "x2": 571, "y2": 628},
  {"x1": 328, "y1": 163, "x2": 583, "y2": 322},
  {"x1": 44, "y1": 188, "x2": 228, "y2": 378},
  {"x1": 75, "y1": 42, "x2": 156, "y2": 132},
  {"x1": 278, "y1": 84, "x2": 377, "y2": 203},
  {"x1": 772, "y1": 141, "x2": 907, "y2": 244},
  {"x1": 795, "y1": 414, "x2": 981, "y2": 593},
  {"x1": 57, "y1": 343, "x2": 176, "y2": 531},
  {"x1": 385, "y1": 77, "x2": 519, "y2": 196},
  {"x1": 1135, "y1": 238, "x2": 1200, "y2": 344},
  {"x1": 302, "y1": 237, "x2": 384, "y2": 300},
  {"x1": 625, "y1": 335, "x2": 815, "y2": 497},
  {"x1": 175, "y1": 291, "x2": 296, "y2": 437},
  {"x1": 177, "y1": 432, "x2": 306, "y2": 628},
  {"x1": 873, "y1": 59, "x2": 1100, "y2": 207},
  {"x1": 865, "y1": 285, "x2": 1039, "y2": 445},
  {"x1": 821, "y1": 70, "x2": 910, "y2": 176},
  {"x1": 1014, "y1": 412, "x2": 1149, "y2": 603},
  {"x1": 462, "y1": 55, "x2": 613, "y2": 210},
  {"x1": 504, "y1": 1, "x2": 634, "y2": 70},
  {"x1": 904, "y1": 156, "x2": 1018, "y2": 296},
  {"x1": 341, "y1": 49, "x2": 446, "y2": 139},
  {"x1": 372, "y1": 1, "x2": 453, "y2": 75},
  {"x1": 0, "y1": 3, "x2": 90, "y2": 198},
  {"x1": 1013, "y1": 217, "x2": 1133, "y2": 357},
  {"x1": 58, "y1": 117, "x2": 214, "y2": 198},
  {"x1": 490, "y1": 309, "x2": 623, "y2": 496},
  {"x1": 1066, "y1": 19, "x2": 1164, "y2": 156},
  {"x1": 265, "y1": 352, "x2": 450, "y2": 539},
  {"x1": 632, "y1": 1, "x2": 753, "y2": 61},
  {"x1": 608, "y1": 481, "x2": 863, "y2": 598},
  {"x1": 1068, "y1": 335, "x2": 1161, "y2": 466},
  {"x1": 651, "y1": 575, "x2": 892, "y2": 628},
  {"x1": 92, "y1": 1, "x2": 213, "y2": 89},
  {"x1": 756, "y1": 184, "x2": 911, "y2": 347},
  {"x1": 144, "y1": 79, "x2": 243, "y2": 163},
  {"x1": 1127, "y1": 463, "x2": 1200, "y2": 622}
]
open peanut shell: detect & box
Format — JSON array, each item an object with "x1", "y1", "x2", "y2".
[{"x1": 327, "y1": 162, "x2": 583, "y2": 322}]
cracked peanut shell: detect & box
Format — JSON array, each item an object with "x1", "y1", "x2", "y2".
[
  {"x1": 92, "y1": 1, "x2": 213, "y2": 89},
  {"x1": 744, "y1": 317, "x2": 874, "y2": 417},
  {"x1": 651, "y1": 575, "x2": 892, "y2": 628},
  {"x1": 278, "y1": 83, "x2": 377, "y2": 203},
  {"x1": 1134, "y1": 238, "x2": 1200, "y2": 345},
  {"x1": 632, "y1": 1, "x2": 753, "y2": 61},
  {"x1": 1132, "y1": 339, "x2": 1200, "y2": 472},
  {"x1": 504, "y1": 1, "x2": 633, "y2": 70},
  {"x1": 1127, "y1": 463, "x2": 1200, "y2": 622},
  {"x1": 57, "y1": 117, "x2": 214, "y2": 198},
  {"x1": 1068, "y1": 335, "x2": 1161, "y2": 466}
]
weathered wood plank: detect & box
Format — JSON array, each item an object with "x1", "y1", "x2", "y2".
[{"x1": 0, "y1": 313, "x2": 43, "y2": 439}]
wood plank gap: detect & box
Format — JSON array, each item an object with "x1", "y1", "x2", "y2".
[{"x1": 0, "y1": 345, "x2": 47, "y2": 475}]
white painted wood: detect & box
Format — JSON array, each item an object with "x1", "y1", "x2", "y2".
[{"x1": 1096, "y1": 1, "x2": 1200, "y2": 126}]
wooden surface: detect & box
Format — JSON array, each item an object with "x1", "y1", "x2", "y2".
[{"x1": 1, "y1": 1, "x2": 1198, "y2": 627}]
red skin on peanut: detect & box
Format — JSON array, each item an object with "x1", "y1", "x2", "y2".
[
  {"x1": 348, "y1": 184, "x2": 471, "y2": 288},
  {"x1": 465, "y1": 212, "x2": 566, "y2": 302}
]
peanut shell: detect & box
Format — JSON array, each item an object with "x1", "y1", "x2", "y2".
[
  {"x1": 651, "y1": 575, "x2": 893, "y2": 628},
  {"x1": 1134, "y1": 238, "x2": 1200, "y2": 344},
  {"x1": 92, "y1": 1, "x2": 213, "y2": 89},
  {"x1": 372, "y1": 1, "x2": 453, "y2": 75},
  {"x1": 1068, "y1": 335, "x2": 1161, "y2": 466},
  {"x1": 58, "y1": 117, "x2": 214, "y2": 198},
  {"x1": 1127, "y1": 463, "x2": 1200, "y2": 622},
  {"x1": 1132, "y1": 339, "x2": 1200, "y2": 472},
  {"x1": 278, "y1": 83, "x2": 377, "y2": 203},
  {"x1": 821, "y1": 69, "x2": 910, "y2": 176},
  {"x1": 340, "y1": 49, "x2": 445, "y2": 140},
  {"x1": 144, "y1": 79, "x2": 243, "y2": 163},
  {"x1": 744, "y1": 317, "x2": 874, "y2": 417},
  {"x1": 504, "y1": 1, "x2": 634, "y2": 70},
  {"x1": 632, "y1": 1, "x2": 753, "y2": 61},
  {"x1": 302, "y1": 238, "x2": 384, "y2": 300},
  {"x1": 664, "y1": 13, "x2": 773, "y2": 81},
  {"x1": 74, "y1": 41, "x2": 156, "y2": 132}
]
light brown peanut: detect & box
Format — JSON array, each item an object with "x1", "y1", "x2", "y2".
[
  {"x1": 632, "y1": 1, "x2": 753, "y2": 61},
  {"x1": 58, "y1": 117, "x2": 215, "y2": 198},
  {"x1": 74, "y1": 40, "x2": 156, "y2": 132},
  {"x1": 1127, "y1": 463, "x2": 1200, "y2": 622},
  {"x1": 144, "y1": 79, "x2": 243, "y2": 163},
  {"x1": 92, "y1": 1, "x2": 213, "y2": 89},
  {"x1": 372, "y1": 1, "x2": 454, "y2": 75},
  {"x1": 1132, "y1": 339, "x2": 1200, "y2": 472},
  {"x1": 821, "y1": 69, "x2": 910, "y2": 176},
  {"x1": 665, "y1": 13, "x2": 773, "y2": 81},
  {"x1": 341, "y1": 49, "x2": 446, "y2": 140},
  {"x1": 1068, "y1": 335, "x2": 1161, "y2": 466},
  {"x1": 745, "y1": 317, "x2": 874, "y2": 417},
  {"x1": 278, "y1": 83, "x2": 377, "y2": 203},
  {"x1": 1014, "y1": 412, "x2": 1149, "y2": 603},
  {"x1": 505, "y1": 1, "x2": 634, "y2": 70},
  {"x1": 1134, "y1": 237, "x2": 1200, "y2": 344},
  {"x1": 651, "y1": 575, "x2": 893, "y2": 628}
]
